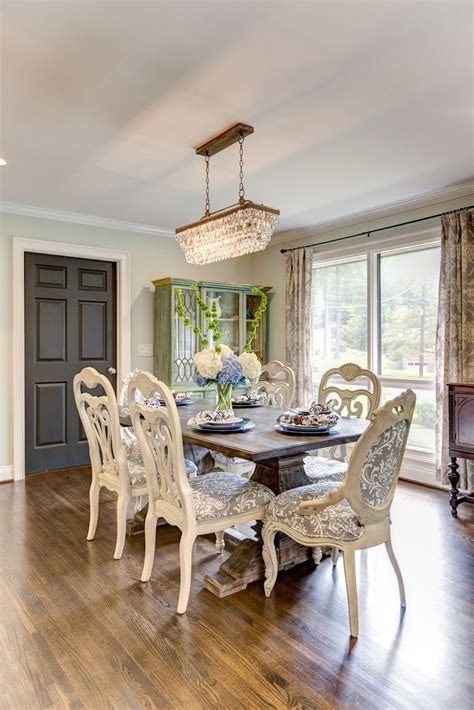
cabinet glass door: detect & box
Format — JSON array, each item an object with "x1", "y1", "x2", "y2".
[
  {"x1": 172, "y1": 286, "x2": 197, "y2": 385},
  {"x1": 202, "y1": 288, "x2": 241, "y2": 354}
]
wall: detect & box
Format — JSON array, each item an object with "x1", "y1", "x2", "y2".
[
  {"x1": 0, "y1": 213, "x2": 256, "y2": 470},
  {"x1": 250, "y1": 192, "x2": 474, "y2": 363}
]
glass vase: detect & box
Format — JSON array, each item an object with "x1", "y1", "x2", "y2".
[{"x1": 214, "y1": 383, "x2": 233, "y2": 412}]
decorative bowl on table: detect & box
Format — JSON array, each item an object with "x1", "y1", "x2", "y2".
[
  {"x1": 275, "y1": 401, "x2": 339, "y2": 435},
  {"x1": 232, "y1": 391, "x2": 266, "y2": 408}
]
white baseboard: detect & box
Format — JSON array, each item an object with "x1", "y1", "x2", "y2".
[{"x1": 0, "y1": 466, "x2": 14, "y2": 482}]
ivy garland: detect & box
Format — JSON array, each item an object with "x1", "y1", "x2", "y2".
[{"x1": 175, "y1": 283, "x2": 268, "y2": 353}]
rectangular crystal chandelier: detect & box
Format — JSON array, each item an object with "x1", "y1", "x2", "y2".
[{"x1": 175, "y1": 123, "x2": 280, "y2": 265}]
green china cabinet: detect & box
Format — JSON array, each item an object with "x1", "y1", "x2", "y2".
[{"x1": 152, "y1": 277, "x2": 272, "y2": 396}]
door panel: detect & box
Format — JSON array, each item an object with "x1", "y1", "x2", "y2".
[{"x1": 25, "y1": 252, "x2": 116, "y2": 473}]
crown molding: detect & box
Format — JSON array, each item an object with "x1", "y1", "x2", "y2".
[
  {"x1": 0, "y1": 201, "x2": 175, "y2": 238},
  {"x1": 271, "y1": 181, "x2": 474, "y2": 245}
]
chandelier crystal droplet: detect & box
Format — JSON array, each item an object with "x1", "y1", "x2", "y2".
[{"x1": 175, "y1": 123, "x2": 279, "y2": 264}]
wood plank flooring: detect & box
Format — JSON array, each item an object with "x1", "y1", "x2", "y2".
[{"x1": 0, "y1": 469, "x2": 472, "y2": 709}]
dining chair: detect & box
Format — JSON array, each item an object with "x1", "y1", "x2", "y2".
[
  {"x1": 119, "y1": 368, "x2": 197, "y2": 481},
  {"x1": 305, "y1": 363, "x2": 381, "y2": 484},
  {"x1": 255, "y1": 360, "x2": 296, "y2": 409},
  {"x1": 129, "y1": 372, "x2": 275, "y2": 614},
  {"x1": 262, "y1": 389, "x2": 415, "y2": 637},
  {"x1": 74, "y1": 367, "x2": 148, "y2": 560}
]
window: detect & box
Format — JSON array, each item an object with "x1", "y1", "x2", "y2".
[
  {"x1": 311, "y1": 240, "x2": 441, "y2": 476},
  {"x1": 311, "y1": 257, "x2": 368, "y2": 376}
]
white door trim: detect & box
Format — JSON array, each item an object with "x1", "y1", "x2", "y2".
[{"x1": 13, "y1": 237, "x2": 131, "y2": 481}]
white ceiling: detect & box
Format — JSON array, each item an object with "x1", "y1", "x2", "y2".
[{"x1": 1, "y1": 0, "x2": 473, "y2": 233}]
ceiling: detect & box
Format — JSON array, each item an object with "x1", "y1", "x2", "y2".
[{"x1": 1, "y1": 0, "x2": 473, "y2": 233}]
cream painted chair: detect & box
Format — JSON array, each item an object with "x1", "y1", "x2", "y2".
[
  {"x1": 119, "y1": 368, "x2": 197, "y2": 483},
  {"x1": 129, "y1": 372, "x2": 274, "y2": 614},
  {"x1": 74, "y1": 367, "x2": 148, "y2": 560},
  {"x1": 262, "y1": 389, "x2": 415, "y2": 637},
  {"x1": 305, "y1": 363, "x2": 381, "y2": 484},
  {"x1": 255, "y1": 359, "x2": 296, "y2": 409}
]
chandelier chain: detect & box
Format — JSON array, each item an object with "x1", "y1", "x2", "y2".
[
  {"x1": 204, "y1": 152, "x2": 210, "y2": 216},
  {"x1": 238, "y1": 132, "x2": 245, "y2": 203}
]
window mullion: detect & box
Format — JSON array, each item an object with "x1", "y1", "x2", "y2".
[{"x1": 367, "y1": 251, "x2": 379, "y2": 373}]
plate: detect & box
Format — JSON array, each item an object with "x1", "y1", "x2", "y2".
[
  {"x1": 197, "y1": 419, "x2": 254, "y2": 434},
  {"x1": 279, "y1": 421, "x2": 337, "y2": 433},
  {"x1": 232, "y1": 401, "x2": 264, "y2": 408},
  {"x1": 158, "y1": 397, "x2": 193, "y2": 406},
  {"x1": 274, "y1": 423, "x2": 335, "y2": 436},
  {"x1": 199, "y1": 417, "x2": 247, "y2": 431}
]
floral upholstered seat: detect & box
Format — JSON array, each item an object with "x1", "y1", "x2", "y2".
[
  {"x1": 190, "y1": 472, "x2": 274, "y2": 521},
  {"x1": 304, "y1": 457, "x2": 348, "y2": 484},
  {"x1": 266, "y1": 480, "x2": 363, "y2": 541}
]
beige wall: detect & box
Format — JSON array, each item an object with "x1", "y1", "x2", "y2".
[
  {"x1": 0, "y1": 213, "x2": 257, "y2": 469},
  {"x1": 250, "y1": 193, "x2": 474, "y2": 364}
]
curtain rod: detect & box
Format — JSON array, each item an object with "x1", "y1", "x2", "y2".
[{"x1": 280, "y1": 205, "x2": 474, "y2": 254}]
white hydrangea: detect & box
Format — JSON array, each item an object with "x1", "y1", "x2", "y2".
[
  {"x1": 194, "y1": 348, "x2": 222, "y2": 379},
  {"x1": 238, "y1": 352, "x2": 262, "y2": 382},
  {"x1": 217, "y1": 344, "x2": 233, "y2": 356}
]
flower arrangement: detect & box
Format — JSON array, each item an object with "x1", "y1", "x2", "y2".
[{"x1": 176, "y1": 284, "x2": 268, "y2": 410}]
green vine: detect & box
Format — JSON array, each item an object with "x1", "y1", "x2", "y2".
[
  {"x1": 176, "y1": 283, "x2": 221, "y2": 350},
  {"x1": 244, "y1": 287, "x2": 268, "y2": 352},
  {"x1": 176, "y1": 284, "x2": 268, "y2": 354}
]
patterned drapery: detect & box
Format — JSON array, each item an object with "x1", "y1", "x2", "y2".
[
  {"x1": 285, "y1": 247, "x2": 313, "y2": 406},
  {"x1": 435, "y1": 210, "x2": 474, "y2": 488}
]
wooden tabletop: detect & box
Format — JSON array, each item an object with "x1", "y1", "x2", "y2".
[{"x1": 121, "y1": 399, "x2": 369, "y2": 463}]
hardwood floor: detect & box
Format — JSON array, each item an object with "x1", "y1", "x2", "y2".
[{"x1": 0, "y1": 469, "x2": 472, "y2": 709}]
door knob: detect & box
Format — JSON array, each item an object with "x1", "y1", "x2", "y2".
[{"x1": 108, "y1": 367, "x2": 117, "y2": 375}]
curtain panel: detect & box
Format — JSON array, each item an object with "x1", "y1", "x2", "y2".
[
  {"x1": 435, "y1": 210, "x2": 474, "y2": 488},
  {"x1": 285, "y1": 247, "x2": 313, "y2": 406}
]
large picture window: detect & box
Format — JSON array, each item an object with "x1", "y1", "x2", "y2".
[{"x1": 311, "y1": 240, "x2": 440, "y2": 477}]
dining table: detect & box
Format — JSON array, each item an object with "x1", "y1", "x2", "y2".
[{"x1": 120, "y1": 398, "x2": 369, "y2": 598}]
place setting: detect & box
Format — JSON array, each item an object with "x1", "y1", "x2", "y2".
[
  {"x1": 231, "y1": 391, "x2": 267, "y2": 408},
  {"x1": 274, "y1": 401, "x2": 339, "y2": 436},
  {"x1": 187, "y1": 410, "x2": 255, "y2": 434}
]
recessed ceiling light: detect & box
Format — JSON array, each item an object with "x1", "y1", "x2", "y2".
[{"x1": 0, "y1": 159, "x2": 7, "y2": 166}]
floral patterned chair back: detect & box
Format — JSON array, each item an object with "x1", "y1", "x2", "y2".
[
  {"x1": 119, "y1": 368, "x2": 154, "y2": 406},
  {"x1": 256, "y1": 360, "x2": 296, "y2": 409},
  {"x1": 128, "y1": 372, "x2": 194, "y2": 516},
  {"x1": 343, "y1": 389, "x2": 416, "y2": 525},
  {"x1": 318, "y1": 363, "x2": 381, "y2": 419},
  {"x1": 74, "y1": 367, "x2": 129, "y2": 486}
]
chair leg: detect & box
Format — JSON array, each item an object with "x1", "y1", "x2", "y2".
[
  {"x1": 385, "y1": 538, "x2": 406, "y2": 607},
  {"x1": 312, "y1": 547, "x2": 323, "y2": 565},
  {"x1": 114, "y1": 492, "x2": 129, "y2": 560},
  {"x1": 177, "y1": 530, "x2": 196, "y2": 614},
  {"x1": 141, "y1": 509, "x2": 158, "y2": 582},
  {"x1": 262, "y1": 525, "x2": 278, "y2": 597},
  {"x1": 215, "y1": 530, "x2": 225, "y2": 553},
  {"x1": 331, "y1": 547, "x2": 340, "y2": 566},
  {"x1": 343, "y1": 549, "x2": 359, "y2": 638},
  {"x1": 87, "y1": 481, "x2": 100, "y2": 541}
]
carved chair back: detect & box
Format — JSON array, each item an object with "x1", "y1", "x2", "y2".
[
  {"x1": 256, "y1": 360, "x2": 296, "y2": 409},
  {"x1": 318, "y1": 363, "x2": 381, "y2": 419},
  {"x1": 119, "y1": 368, "x2": 154, "y2": 406},
  {"x1": 343, "y1": 389, "x2": 416, "y2": 525},
  {"x1": 129, "y1": 373, "x2": 194, "y2": 517},
  {"x1": 74, "y1": 367, "x2": 128, "y2": 486}
]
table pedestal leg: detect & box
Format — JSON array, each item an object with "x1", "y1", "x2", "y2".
[{"x1": 203, "y1": 455, "x2": 314, "y2": 598}]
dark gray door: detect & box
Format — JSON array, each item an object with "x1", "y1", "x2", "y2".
[{"x1": 24, "y1": 252, "x2": 117, "y2": 473}]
